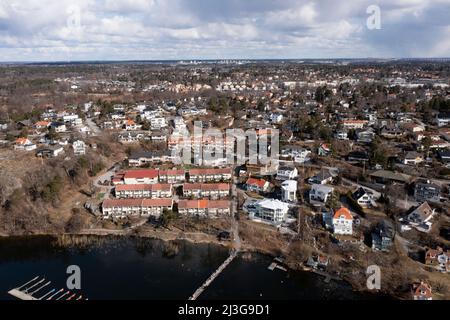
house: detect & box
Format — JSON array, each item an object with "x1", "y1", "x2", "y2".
[
  {"x1": 318, "y1": 143, "x2": 331, "y2": 157},
  {"x1": 412, "y1": 282, "x2": 433, "y2": 300},
  {"x1": 14, "y1": 138, "x2": 37, "y2": 151},
  {"x1": 369, "y1": 170, "x2": 412, "y2": 185},
  {"x1": 34, "y1": 121, "x2": 51, "y2": 130},
  {"x1": 72, "y1": 140, "x2": 86, "y2": 155},
  {"x1": 342, "y1": 120, "x2": 368, "y2": 130},
  {"x1": 380, "y1": 124, "x2": 405, "y2": 138},
  {"x1": 119, "y1": 132, "x2": 146, "y2": 144},
  {"x1": 425, "y1": 247, "x2": 450, "y2": 273},
  {"x1": 36, "y1": 146, "x2": 64, "y2": 158},
  {"x1": 347, "y1": 150, "x2": 370, "y2": 163},
  {"x1": 115, "y1": 184, "x2": 172, "y2": 199},
  {"x1": 309, "y1": 184, "x2": 334, "y2": 205},
  {"x1": 183, "y1": 183, "x2": 230, "y2": 199},
  {"x1": 123, "y1": 170, "x2": 159, "y2": 185},
  {"x1": 352, "y1": 187, "x2": 375, "y2": 208},
  {"x1": 332, "y1": 207, "x2": 353, "y2": 235},
  {"x1": 276, "y1": 166, "x2": 298, "y2": 181},
  {"x1": 188, "y1": 168, "x2": 232, "y2": 183},
  {"x1": 159, "y1": 169, "x2": 186, "y2": 184},
  {"x1": 51, "y1": 122, "x2": 67, "y2": 133},
  {"x1": 128, "y1": 151, "x2": 172, "y2": 167},
  {"x1": 308, "y1": 169, "x2": 334, "y2": 185},
  {"x1": 248, "y1": 199, "x2": 290, "y2": 226},
  {"x1": 102, "y1": 198, "x2": 173, "y2": 218},
  {"x1": 335, "y1": 130, "x2": 348, "y2": 140},
  {"x1": 178, "y1": 200, "x2": 231, "y2": 217},
  {"x1": 269, "y1": 113, "x2": 283, "y2": 124},
  {"x1": 437, "y1": 149, "x2": 450, "y2": 163},
  {"x1": 403, "y1": 151, "x2": 424, "y2": 166},
  {"x1": 306, "y1": 255, "x2": 329, "y2": 270},
  {"x1": 292, "y1": 149, "x2": 312, "y2": 164},
  {"x1": 405, "y1": 202, "x2": 436, "y2": 233},
  {"x1": 150, "y1": 131, "x2": 168, "y2": 143},
  {"x1": 357, "y1": 129, "x2": 376, "y2": 143},
  {"x1": 436, "y1": 113, "x2": 450, "y2": 127},
  {"x1": 414, "y1": 180, "x2": 441, "y2": 203},
  {"x1": 281, "y1": 180, "x2": 297, "y2": 202},
  {"x1": 150, "y1": 117, "x2": 168, "y2": 130},
  {"x1": 63, "y1": 114, "x2": 80, "y2": 125},
  {"x1": 246, "y1": 178, "x2": 270, "y2": 193},
  {"x1": 124, "y1": 120, "x2": 142, "y2": 131},
  {"x1": 372, "y1": 220, "x2": 395, "y2": 252}
]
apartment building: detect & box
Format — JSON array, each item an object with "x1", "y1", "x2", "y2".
[
  {"x1": 102, "y1": 199, "x2": 173, "y2": 218},
  {"x1": 115, "y1": 184, "x2": 172, "y2": 199},
  {"x1": 183, "y1": 183, "x2": 230, "y2": 199}
]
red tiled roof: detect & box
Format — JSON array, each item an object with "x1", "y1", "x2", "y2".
[
  {"x1": 15, "y1": 138, "x2": 29, "y2": 145},
  {"x1": 178, "y1": 200, "x2": 231, "y2": 210},
  {"x1": 142, "y1": 199, "x2": 173, "y2": 207},
  {"x1": 124, "y1": 170, "x2": 159, "y2": 179},
  {"x1": 159, "y1": 169, "x2": 185, "y2": 176},
  {"x1": 413, "y1": 282, "x2": 432, "y2": 298},
  {"x1": 246, "y1": 178, "x2": 268, "y2": 188},
  {"x1": 333, "y1": 207, "x2": 352, "y2": 220}
]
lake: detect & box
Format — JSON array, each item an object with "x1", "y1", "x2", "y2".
[{"x1": 0, "y1": 236, "x2": 378, "y2": 300}]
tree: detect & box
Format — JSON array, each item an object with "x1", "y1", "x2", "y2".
[
  {"x1": 46, "y1": 127, "x2": 60, "y2": 141},
  {"x1": 159, "y1": 209, "x2": 179, "y2": 227},
  {"x1": 370, "y1": 137, "x2": 387, "y2": 168},
  {"x1": 326, "y1": 191, "x2": 341, "y2": 210}
]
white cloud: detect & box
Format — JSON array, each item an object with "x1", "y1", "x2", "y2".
[{"x1": 0, "y1": 0, "x2": 449, "y2": 61}]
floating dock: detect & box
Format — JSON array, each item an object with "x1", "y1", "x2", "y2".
[{"x1": 7, "y1": 277, "x2": 87, "y2": 301}]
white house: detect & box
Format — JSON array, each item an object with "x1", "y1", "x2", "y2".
[
  {"x1": 52, "y1": 123, "x2": 67, "y2": 133},
  {"x1": 332, "y1": 207, "x2": 353, "y2": 235},
  {"x1": 276, "y1": 166, "x2": 298, "y2": 181},
  {"x1": 310, "y1": 184, "x2": 334, "y2": 205},
  {"x1": 14, "y1": 138, "x2": 37, "y2": 151},
  {"x1": 293, "y1": 149, "x2": 312, "y2": 164},
  {"x1": 249, "y1": 199, "x2": 290, "y2": 225},
  {"x1": 72, "y1": 140, "x2": 86, "y2": 156},
  {"x1": 406, "y1": 202, "x2": 436, "y2": 233},
  {"x1": 352, "y1": 187, "x2": 376, "y2": 208},
  {"x1": 269, "y1": 113, "x2": 284, "y2": 124},
  {"x1": 281, "y1": 180, "x2": 297, "y2": 202},
  {"x1": 150, "y1": 117, "x2": 168, "y2": 130}
]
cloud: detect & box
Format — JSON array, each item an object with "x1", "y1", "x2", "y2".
[{"x1": 0, "y1": 0, "x2": 449, "y2": 61}]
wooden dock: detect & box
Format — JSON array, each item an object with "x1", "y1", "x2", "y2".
[
  {"x1": 8, "y1": 289, "x2": 38, "y2": 300},
  {"x1": 189, "y1": 250, "x2": 237, "y2": 301},
  {"x1": 7, "y1": 277, "x2": 87, "y2": 301}
]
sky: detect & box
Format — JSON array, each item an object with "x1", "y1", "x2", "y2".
[{"x1": 0, "y1": 0, "x2": 450, "y2": 61}]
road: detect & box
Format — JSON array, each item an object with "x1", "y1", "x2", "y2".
[
  {"x1": 231, "y1": 173, "x2": 242, "y2": 250},
  {"x1": 93, "y1": 168, "x2": 116, "y2": 200},
  {"x1": 85, "y1": 117, "x2": 101, "y2": 136}
]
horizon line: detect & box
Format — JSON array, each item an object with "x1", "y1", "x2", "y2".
[{"x1": 2, "y1": 57, "x2": 450, "y2": 65}]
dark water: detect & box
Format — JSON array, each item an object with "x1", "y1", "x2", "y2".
[{"x1": 0, "y1": 236, "x2": 377, "y2": 300}]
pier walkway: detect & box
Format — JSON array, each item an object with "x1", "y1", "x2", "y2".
[{"x1": 189, "y1": 249, "x2": 238, "y2": 301}]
